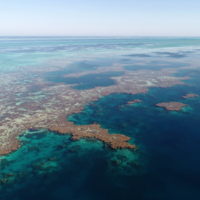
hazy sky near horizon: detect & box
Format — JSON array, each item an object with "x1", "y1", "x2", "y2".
[{"x1": 1, "y1": 0, "x2": 200, "y2": 36}]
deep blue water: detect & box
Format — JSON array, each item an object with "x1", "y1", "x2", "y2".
[
  {"x1": 45, "y1": 61, "x2": 100, "y2": 76},
  {"x1": 1, "y1": 69, "x2": 200, "y2": 200},
  {"x1": 45, "y1": 71, "x2": 124, "y2": 90},
  {"x1": 123, "y1": 60, "x2": 189, "y2": 71},
  {"x1": 43, "y1": 56, "x2": 139, "y2": 80},
  {"x1": 44, "y1": 59, "x2": 190, "y2": 90}
]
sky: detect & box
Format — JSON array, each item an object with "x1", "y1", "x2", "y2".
[{"x1": 0, "y1": 0, "x2": 200, "y2": 36}]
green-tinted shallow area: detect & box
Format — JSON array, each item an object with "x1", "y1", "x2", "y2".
[
  {"x1": 0, "y1": 128, "x2": 138, "y2": 199},
  {"x1": 45, "y1": 71, "x2": 124, "y2": 90}
]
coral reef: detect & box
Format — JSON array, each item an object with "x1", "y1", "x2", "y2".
[
  {"x1": 0, "y1": 61, "x2": 191, "y2": 155},
  {"x1": 49, "y1": 115, "x2": 136, "y2": 150},
  {"x1": 127, "y1": 99, "x2": 142, "y2": 105},
  {"x1": 156, "y1": 102, "x2": 187, "y2": 111},
  {"x1": 182, "y1": 94, "x2": 198, "y2": 99}
]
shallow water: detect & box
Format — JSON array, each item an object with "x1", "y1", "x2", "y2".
[
  {"x1": 0, "y1": 129, "x2": 138, "y2": 200},
  {"x1": 1, "y1": 36, "x2": 200, "y2": 73}
]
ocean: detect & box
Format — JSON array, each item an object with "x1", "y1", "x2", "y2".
[{"x1": 0, "y1": 37, "x2": 200, "y2": 200}]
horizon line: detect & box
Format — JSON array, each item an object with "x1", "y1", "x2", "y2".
[{"x1": 1, "y1": 36, "x2": 200, "y2": 38}]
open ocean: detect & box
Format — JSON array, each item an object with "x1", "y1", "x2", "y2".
[{"x1": 1, "y1": 37, "x2": 200, "y2": 200}]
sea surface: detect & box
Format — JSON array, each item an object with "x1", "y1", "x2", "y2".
[{"x1": 1, "y1": 37, "x2": 200, "y2": 200}]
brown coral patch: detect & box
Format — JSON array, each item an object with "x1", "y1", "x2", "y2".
[
  {"x1": 49, "y1": 115, "x2": 136, "y2": 150},
  {"x1": 156, "y1": 102, "x2": 187, "y2": 111},
  {"x1": 127, "y1": 99, "x2": 142, "y2": 105},
  {"x1": 182, "y1": 94, "x2": 198, "y2": 99},
  {"x1": 0, "y1": 132, "x2": 21, "y2": 156}
]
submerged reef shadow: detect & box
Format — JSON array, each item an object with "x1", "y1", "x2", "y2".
[{"x1": 45, "y1": 71, "x2": 125, "y2": 90}]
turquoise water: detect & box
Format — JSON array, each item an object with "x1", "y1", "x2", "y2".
[
  {"x1": 1, "y1": 37, "x2": 200, "y2": 73},
  {"x1": 0, "y1": 129, "x2": 138, "y2": 200},
  {"x1": 1, "y1": 37, "x2": 200, "y2": 199}
]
